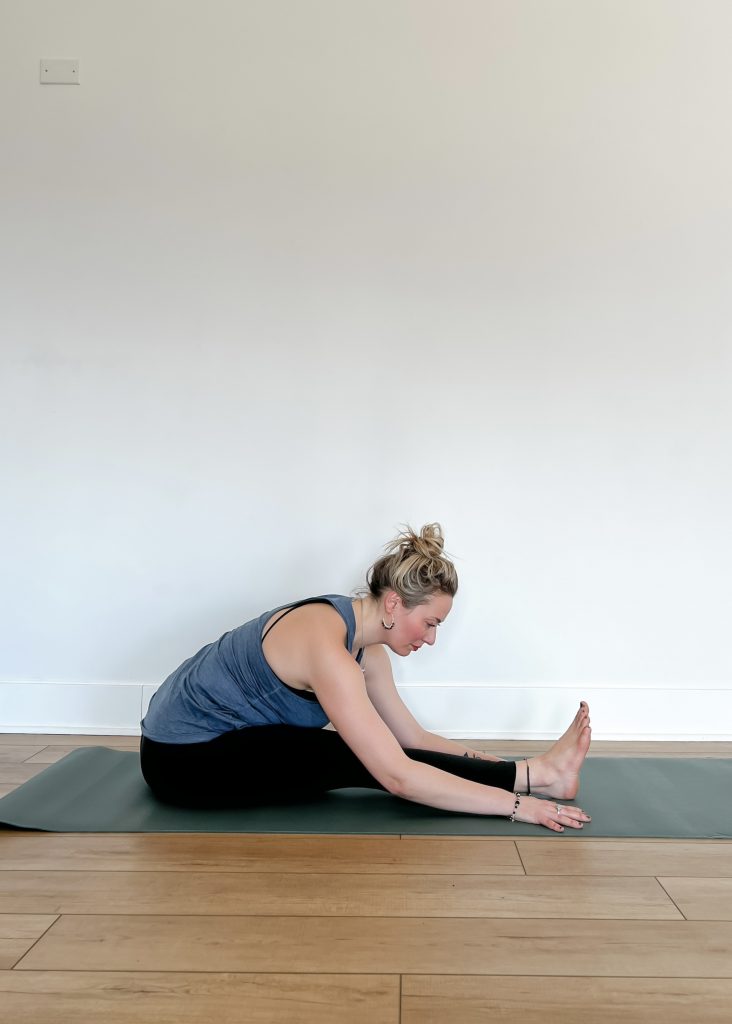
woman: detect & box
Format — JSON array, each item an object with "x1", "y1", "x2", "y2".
[{"x1": 140, "y1": 523, "x2": 592, "y2": 832}]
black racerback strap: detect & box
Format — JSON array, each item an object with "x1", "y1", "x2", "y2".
[{"x1": 261, "y1": 598, "x2": 363, "y2": 662}]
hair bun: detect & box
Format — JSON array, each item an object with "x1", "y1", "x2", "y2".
[
  {"x1": 386, "y1": 523, "x2": 444, "y2": 560},
  {"x1": 411, "y1": 523, "x2": 445, "y2": 560},
  {"x1": 366, "y1": 522, "x2": 457, "y2": 608}
]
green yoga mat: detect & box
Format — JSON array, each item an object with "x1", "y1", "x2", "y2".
[{"x1": 0, "y1": 747, "x2": 729, "y2": 837}]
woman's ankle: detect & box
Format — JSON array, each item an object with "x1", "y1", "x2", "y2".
[{"x1": 515, "y1": 758, "x2": 534, "y2": 793}]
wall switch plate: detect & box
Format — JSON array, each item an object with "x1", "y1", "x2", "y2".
[{"x1": 40, "y1": 59, "x2": 80, "y2": 84}]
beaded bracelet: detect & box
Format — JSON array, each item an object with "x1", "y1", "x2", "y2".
[{"x1": 509, "y1": 792, "x2": 521, "y2": 822}]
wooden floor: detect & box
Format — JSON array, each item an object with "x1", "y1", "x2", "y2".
[{"x1": 1, "y1": 735, "x2": 732, "y2": 1023}]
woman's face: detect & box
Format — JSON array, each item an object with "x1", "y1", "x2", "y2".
[{"x1": 388, "y1": 591, "x2": 453, "y2": 657}]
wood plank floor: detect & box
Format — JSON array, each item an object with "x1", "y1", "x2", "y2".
[{"x1": 1, "y1": 735, "x2": 731, "y2": 1023}]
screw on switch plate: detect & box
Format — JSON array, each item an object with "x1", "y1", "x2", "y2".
[{"x1": 40, "y1": 59, "x2": 80, "y2": 85}]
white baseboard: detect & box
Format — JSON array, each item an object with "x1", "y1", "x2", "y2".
[
  {"x1": 397, "y1": 683, "x2": 732, "y2": 742},
  {"x1": 0, "y1": 680, "x2": 730, "y2": 741},
  {"x1": 0, "y1": 682, "x2": 145, "y2": 736}
]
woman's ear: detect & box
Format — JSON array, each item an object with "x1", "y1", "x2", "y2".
[{"x1": 383, "y1": 590, "x2": 401, "y2": 617}]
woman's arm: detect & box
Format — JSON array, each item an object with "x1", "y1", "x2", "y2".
[
  {"x1": 412, "y1": 731, "x2": 504, "y2": 762},
  {"x1": 362, "y1": 644, "x2": 502, "y2": 761},
  {"x1": 304, "y1": 626, "x2": 585, "y2": 829},
  {"x1": 311, "y1": 644, "x2": 515, "y2": 815}
]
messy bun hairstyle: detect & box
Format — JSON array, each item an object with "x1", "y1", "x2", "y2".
[{"x1": 366, "y1": 523, "x2": 458, "y2": 609}]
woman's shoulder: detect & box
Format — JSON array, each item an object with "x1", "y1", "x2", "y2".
[
  {"x1": 260, "y1": 594, "x2": 354, "y2": 640},
  {"x1": 266, "y1": 593, "x2": 353, "y2": 620}
]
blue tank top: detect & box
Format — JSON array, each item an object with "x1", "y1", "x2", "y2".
[{"x1": 140, "y1": 595, "x2": 362, "y2": 743}]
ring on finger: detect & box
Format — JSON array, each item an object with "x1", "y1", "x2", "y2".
[{"x1": 555, "y1": 803, "x2": 563, "y2": 816}]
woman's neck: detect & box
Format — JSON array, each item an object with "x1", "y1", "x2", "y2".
[{"x1": 353, "y1": 595, "x2": 387, "y2": 650}]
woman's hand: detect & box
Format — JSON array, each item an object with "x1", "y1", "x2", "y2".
[
  {"x1": 463, "y1": 748, "x2": 503, "y2": 762},
  {"x1": 514, "y1": 794, "x2": 591, "y2": 832}
]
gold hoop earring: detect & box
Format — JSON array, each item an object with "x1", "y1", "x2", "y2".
[{"x1": 381, "y1": 617, "x2": 395, "y2": 630}]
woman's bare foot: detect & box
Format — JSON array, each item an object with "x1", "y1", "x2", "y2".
[{"x1": 523, "y1": 702, "x2": 592, "y2": 800}]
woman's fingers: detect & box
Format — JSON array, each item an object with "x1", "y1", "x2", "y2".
[
  {"x1": 519, "y1": 795, "x2": 591, "y2": 832},
  {"x1": 563, "y1": 804, "x2": 591, "y2": 821},
  {"x1": 554, "y1": 803, "x2": 591, "y2": 829}
]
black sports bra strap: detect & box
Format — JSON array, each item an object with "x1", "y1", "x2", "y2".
[{"x1": 260, "y1": 598, "x2": 332, "y2": 644}]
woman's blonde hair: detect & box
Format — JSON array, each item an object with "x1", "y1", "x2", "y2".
[{"x1": 366, "y1": 523, "x2": 458, "y2": 608}]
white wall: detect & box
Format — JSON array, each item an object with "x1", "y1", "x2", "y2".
[{"x1": 1, "y1": 1, "x2": 730, "y2": 737}]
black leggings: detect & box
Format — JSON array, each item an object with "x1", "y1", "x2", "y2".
[{"x1": 140, "y1": 727, "x2": 517, "y2": 809}]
